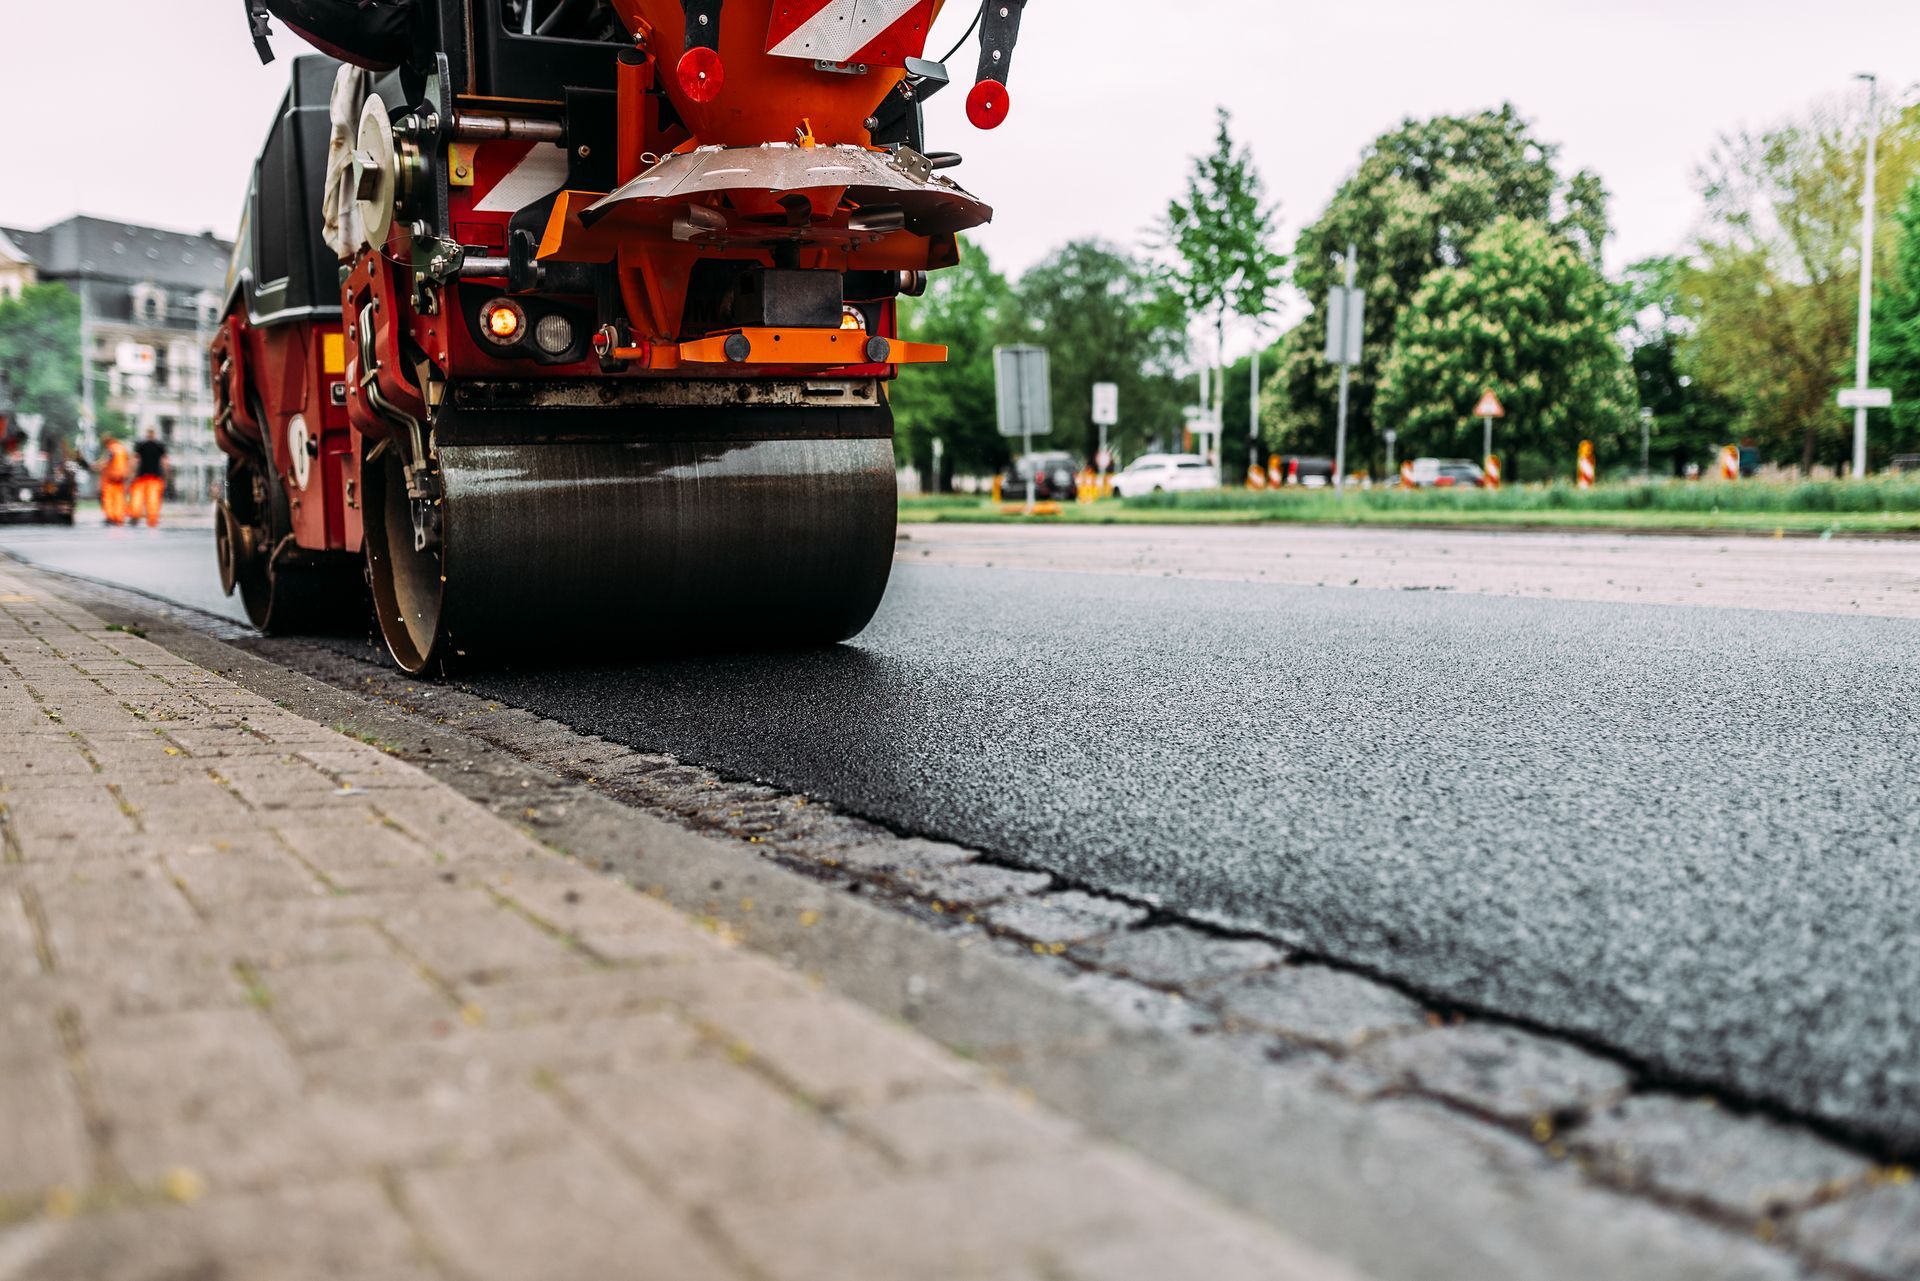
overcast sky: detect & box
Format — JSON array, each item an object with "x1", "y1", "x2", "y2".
[{"x1": 3, "y1": 0, "x2": 1915, "y2": 335}]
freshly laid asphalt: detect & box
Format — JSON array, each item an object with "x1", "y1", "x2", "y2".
[{"x1": 7, "y1": 524, "x2": 1918, "y2": 1153}]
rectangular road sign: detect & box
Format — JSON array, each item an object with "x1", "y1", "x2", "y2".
[
  {"x1": 115, "y1": 343, "x2": 156, "y2": 376},
  {"x1": 995, "y1": 345, "x2": 1052, "y2": 439},
  {"x1": 1838, "y1": 388, "x2": 1893, "y2": 410},
  {"x1": 1323, "y1": 288, "x2": 1364, "y2": 366},
  {"x1": 1092, "y1": 382, "x2": 1119, "y2": 426}
]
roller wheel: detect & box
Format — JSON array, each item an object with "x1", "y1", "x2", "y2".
[
  {"x1": 361, "y1": 403, "x2": 899, "y2": 675},
  {"x1": 221, "y1": 457, "x2": 366, "y2": 635}
]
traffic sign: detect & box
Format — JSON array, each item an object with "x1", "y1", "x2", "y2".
[
  {"x1": 115, "y1": 343, "x2": 156, "y2": 376},
  {"x1": 1473, "y1": 390, "x2": 1505, "y2": 419},
  {"x1": 1092, "y1": 382, "x2": 1118, "y2": 426},
  {"x1": 1323, "y1": 287, "x2": 1365, "y2": 366},
  {"x1": 994, "y1": 346, "x2": 1052, "y2": 439},
  {"x1": 1838, "y1": 388, "x2": 1893, "y2": 410}
]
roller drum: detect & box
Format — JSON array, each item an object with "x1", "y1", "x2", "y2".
[{"x1": 364, "y1": 400, "x2": 897, "y2": 672}]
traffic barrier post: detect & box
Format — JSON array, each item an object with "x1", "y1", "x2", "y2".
[
  {"x1": 1576, "y1": 441, "x2": 1596, "y2": 490},
  {"x1": 1484, "y1": 455, "x2": 1502, "y2": 489}
]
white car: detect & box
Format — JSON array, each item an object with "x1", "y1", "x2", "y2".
[{"x1": 1113, "y1": 454, "x2": 1220, "y2": 498}]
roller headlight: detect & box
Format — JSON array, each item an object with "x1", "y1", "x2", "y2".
[{"x1": 534, "y1": 313, "x2": 575, "y2": 356}]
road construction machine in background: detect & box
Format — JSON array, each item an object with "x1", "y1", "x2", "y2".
[{"x1": 213, "y1": 0, "x2": 1028, "y2": 671}]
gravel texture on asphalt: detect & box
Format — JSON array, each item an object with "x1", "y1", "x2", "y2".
[{"x1": 447, "y1": 565, "x2": 1920, "y2": 1153}]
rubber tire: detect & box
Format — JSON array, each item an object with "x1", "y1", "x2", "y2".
[{"x1": 227, "y1": 455, "x2": 365, "y2": 635}]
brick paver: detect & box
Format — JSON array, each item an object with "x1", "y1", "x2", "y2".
[{"x1": 0, "y1": 564, "x2": 1353, "y2": 1281}]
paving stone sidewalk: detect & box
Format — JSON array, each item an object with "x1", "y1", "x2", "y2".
[{"x1": 0, "y1": 563, "x2": 1360, "y2": 1281}]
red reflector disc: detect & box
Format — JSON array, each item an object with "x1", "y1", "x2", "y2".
[
  {"x1": 966, "y1": 79, "x2": 1009, "y2": 130},
  {"x1": 678, "y1": 47, "x2": 725, "y2": 103}
]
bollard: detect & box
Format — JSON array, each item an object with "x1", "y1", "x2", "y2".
[
  {"x1": 1719, "y1": 445, "x2": 1740, "y2": 481},
  {"x1": 1576, "y1": 441, "x2": 1596, "y2": 490},
  {"x1": 1484, "y1": 455, "x2": 1501, "y2": 490},
  {"x1": 1400, "y1": 459, "x2": 1415, "y2": 489},
  {"x1": 992, "y1": 474, "x2": 1002, "y2": 504},
  {"x1": 1267, "y1": 454, "x2": 1283, "y2": 488},
  {"x1": 1246, "y1": 460, "x2": 1268, "y2": 490}
]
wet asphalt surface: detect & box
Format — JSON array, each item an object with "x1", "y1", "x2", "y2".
[{"x1": 7, "y1": 525, "x2": 1919, "y2": 1152}]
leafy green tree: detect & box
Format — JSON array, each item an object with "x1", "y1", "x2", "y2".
[
  {"x1": 1621, "y1": 256, "x2": 1737, "y2": 474},
  {"x1": 1684, "y1": 96, "x2": 1920, "y2": 470},
  {"x1": 891, "y1": 241, "x2": 1017, "y2": 484},
  {"x1": 1159, "y1": 108, "x2": 1286, "y2": 450},
  {"x1": 1378, "y1": 218, "x2": 1634, "y2": 479},
  {"x1": 0, "y1": 283, "x2": 82, "y2": 450},
  {"x1": 1870, "y1": 177, "x2": 1920, "y2": 460},
  {"x1": 1012, "y1": 240, "x2": 1189, "y2": 463},
  {"x1": 1267, "y1": 105, "x2": 1612, "y2": 470}
]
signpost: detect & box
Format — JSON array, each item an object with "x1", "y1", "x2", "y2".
[
  {"x1": 995, "y1": 345, "x2": 1052, "y2": 510},
  {"x1": 1473, "y1": 389, "x2": 1505, "y2": 481},
  {"x1": 1092, "y1": 381, "x2": 1118, "y2": 488},
  {"x1": 1851, "y1": 73, "x2": 1879, "y2": 478},
  {"x1": 1324, "y1": 245, "x2": 1364, "y2": 490}
]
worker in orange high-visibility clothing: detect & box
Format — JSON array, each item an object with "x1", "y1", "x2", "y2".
[
  {"x1": 96, "y1": 437, "x2": 132, "y2": 525},
  {"x1": 128, "y1": 428, "x2": 170, "y2": 527}
]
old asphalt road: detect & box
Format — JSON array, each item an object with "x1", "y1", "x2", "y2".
[{"x1": 6, "y1": 520, "x2": 1918, "y2": 1157}]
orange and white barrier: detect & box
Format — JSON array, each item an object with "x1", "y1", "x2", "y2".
[
  {"x1": 1719, "y1": 445, "x2": 1740, "y2": 481},
  {"x1": 1399, "y1": 459, "x2": 1415, "y2": 489},
  {"x1": 1267, "y1": 454, "x2": 1283, "y2": 488},
  {"x1": 1246, "y1": 460, "x2": 1268, "y2": 490},
  {"x1": 1484, "y1": 455, "x2": 1501, "y2": 489},
  {"x1": 1576, "y1": 441, "x2": 1596, "y2": 489}
]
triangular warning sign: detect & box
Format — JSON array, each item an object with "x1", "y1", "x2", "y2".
[{"x1": 1473, "y1": 391, "x2": 1505, "y2": 418}]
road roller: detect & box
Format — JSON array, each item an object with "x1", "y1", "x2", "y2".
[{"x1": 213, "y1": 0, "x2": 1029, "y2": 671}]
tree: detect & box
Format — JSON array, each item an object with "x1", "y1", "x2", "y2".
[
  {"x1": 1159, "y1": 108, "x2": 1286, "y2": 446},
  {"x1": 1267, "y1": 105, "x2": 1612, "y2": 468},
  {"x1": 1377, "y1": 218, "x2": 1635, "y2": 479},
  {"x1": 891, "y1": 241, "x2": 1018, "y2": 484},
  {"x1": 1684, "y1": 95, "x2": 1920, "y2": 470},
  {"x1": 0, "y1": 283, "x2": 82, "y2": 451},
  {"x1": 1869, "y1": 177, "x2": 1920, "y2": 460},
  {"x1": 1013, "y1": 240, "x2": 1189, "y2": 463},
  {"x1": 1621, "y1": 256, "x2": 1737, "y2": 474}
]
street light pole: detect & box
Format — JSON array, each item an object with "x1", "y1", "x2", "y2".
[
  {"x1": 1334, "y1": 244, "x2": 1356, "y2": 492},
  {"x1": 1249, "y1": 344, "x2": 1260, "y2": 481},
  {"x1": 1853, "y1": 72, "x2": 1879, "y2": 479}
]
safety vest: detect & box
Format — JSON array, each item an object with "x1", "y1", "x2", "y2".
[{"x1": 100, "y1": 439, "x2": 131, "y2": 483}]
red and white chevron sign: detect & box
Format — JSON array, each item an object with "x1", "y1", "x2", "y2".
[{"x1": 765, "y1": 0, "x2": 935, "y2": 67}]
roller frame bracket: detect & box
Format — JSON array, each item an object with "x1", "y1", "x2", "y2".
[{"x1": 683, "y1": 0, "x2": 724, "y2": 52}]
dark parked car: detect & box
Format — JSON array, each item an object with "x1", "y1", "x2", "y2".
[
  {"x1": 1274, "y1": 455, "x2": 1336, "y2": 485},
  {"x1": 0, "y1": 454, "x2": 77, "y2": 525},
  {"x1": 1001, "y1": 451, "x2": 1081, "y2": 502}
]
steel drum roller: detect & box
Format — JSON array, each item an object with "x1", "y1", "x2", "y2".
[{"x1": 363, "y1": 402, "x2": 897, "y2": 672}]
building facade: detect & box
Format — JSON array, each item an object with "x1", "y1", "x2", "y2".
[
  {"x1": 0, "y1": 216, "x2": 234, "y2": 501},
  {"x1": 0, "y1": 231, "x2": 32, "y2": 302}
]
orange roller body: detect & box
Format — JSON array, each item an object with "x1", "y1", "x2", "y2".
[{"x1": 617, "y1": 0, "x2": 946, "y2": 146}]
